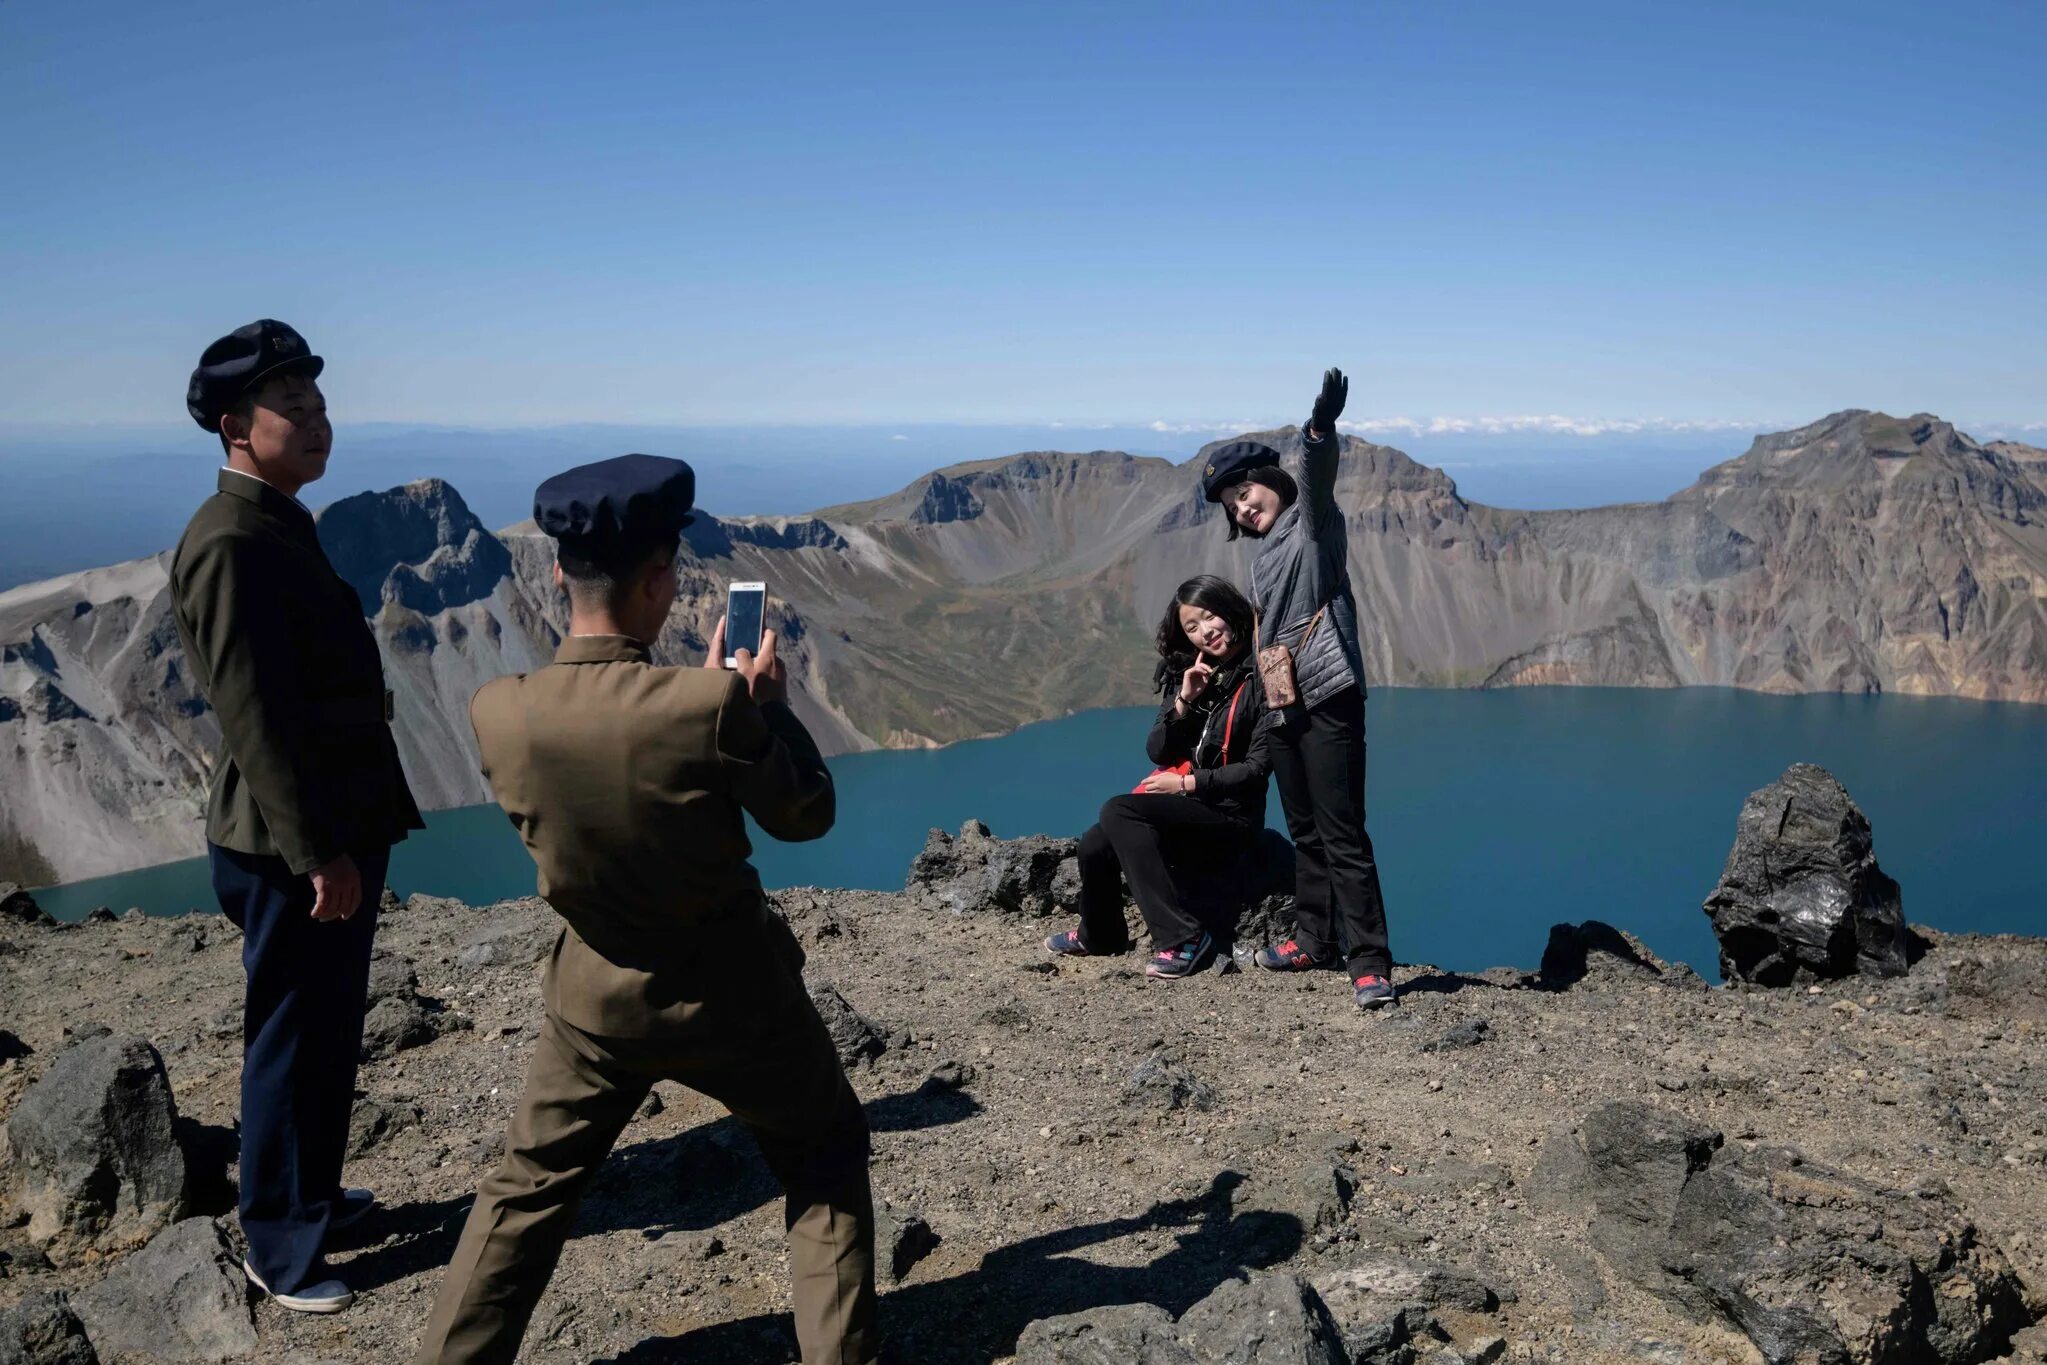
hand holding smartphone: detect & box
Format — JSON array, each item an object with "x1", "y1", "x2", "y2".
[{"x1": 724, "y1": 581, "x2": 766, "y2": 667}]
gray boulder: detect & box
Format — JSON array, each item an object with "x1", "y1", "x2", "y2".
[
  {"x1": 1538, "y1": 921, "x2": 1702, "y2": 990},
  {"x1": 1529, "y1": 1101, "x2": 2030, "y2": 1364},
  {"x1": 452, "y1": 910, "x2": 554, "y2": 971},
  {"x1": 906, "y1": 820, "x2": 1079, "y2": 916},
  {"x1": 72, "y1": 1218, "x2": 256, "y2": 1362},
  {"x1": 875, "y1": 1203, "x2": 939, "y2": 1282},
  {"x1": 1312, "y1": 1253, "x2": 1503, "y2": 1362},
  {"x1": 3, "y1": 1035, "x2": 188, "y2": 1257},
  {"x1": 360, "y1": 953, "x2": 465, "y2": 1060},
  {"x1": 808, "y1": 984, "x2": 886, "y2": 1067},
  {"x1": 0, "y1": 1292, "x2": 97, "y2": 1365},
  {"x1": 1703, "y1": 764, "x2": 1908, "y2": 983},
  {"x1": 1014, "y1": 1301, "x2": 1192, "y2": 1365},
  {"x1": 1123, "y1": 1053, "x2": 1218, "y2": 1113},
  {"x1": 1176, "y1": 1273, "x2": 1348, "y2": 1365},
  {"x1": 0, "y1": 883, "x2": 54, "y2": 929}
]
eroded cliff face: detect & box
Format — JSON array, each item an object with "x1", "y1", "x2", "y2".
[{"x1": 3, "y1": 411, "x2": 2043, "y2": 882}]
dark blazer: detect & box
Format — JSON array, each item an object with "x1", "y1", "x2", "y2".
[
  {"x1": 1145, "y1": 658, "x2": 1276, "y2": 827},
  {"x1": 468, "y1": 635, "x2": 835, "y2": 1037},
  {"x1": 169, "y1": 469, "x2": 423, "y2": 874}
]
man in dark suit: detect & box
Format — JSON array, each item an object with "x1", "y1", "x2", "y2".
[
  {"x1": 172, "y1": 319, "x2": 424, "y2": 1313},
  {"x1": 414, "y1": 454, "x2": 878, "y2": 1365}
]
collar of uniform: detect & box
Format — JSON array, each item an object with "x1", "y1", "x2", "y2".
[
  {"x1": 216, "y1": 467, "x2": 314, "y2": 528},
  {"x1": 554, "y1": 635, "x2": 653, "y2": 665}
]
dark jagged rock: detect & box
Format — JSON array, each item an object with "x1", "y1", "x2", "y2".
[
  {"x1": 1174, "y1": 1273, "x2": 1348, "y2": 1365},
  {"x1": 1232, "y1": 828, "x2": 1301, "y2": 951},
  {"x1": 360, "y1": 953, "x2": 466, "y2": 1061},
  {"x1": 316, "y1": 478, "x2": 512, "y2": 616},
  {"x1": 1418, "y1": 1019, "x2": 1491, "y2": 1053},
  {"x1": 906, "y1": 821, "x2": 1079, "y2": 916},
  {"x1": 1539, "y1": 921, "x2": 1702, "y2": 990},
  {"x1": 1704, "y1": 763, "x2": 1909, "y2": 984},
  {"x1": 808, "y1": 984, "x2": 886, "y2": 1067},
  {"x1": 71, "y1": 1218, "x2": 256, "y2": 1362},
  {"x1": 909, "y1": 473, "x2": 985, "y2": 525},
  {"x1": 1528, "y1": 1100, "x2": 2031, "y2": 1364},
  {"x1": 1122, "y1": 1053, "x2": 1218, "y2": 1113},
  {"x1": 1310, "y1": 1252, "x2": 1505, "y2": 1364},
  {"x1": 875, "y1": 1204, "x2": 939, "y2": 1282},
  {"x1": 0, "y1": 1291, "x2": 97, "y2": 1365},
  {"x1": 348, "y1": 1096, "x2": 425, "y2": 1158},
  {"x1": 724, "y1": 517, "x2": 849, "y2": 552},
  {"x1": 1013, "y1": 1301, "x2": 1191, "y2": 1364},
  {"x1": 4, "y1": 1035, "x2": 188, "y2": 1257},
  {"x1": 1, "y1": 883, "x2": 55, "y2": 929}
]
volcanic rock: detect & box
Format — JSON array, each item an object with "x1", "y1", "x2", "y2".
[
  {"x1": 907, "y1": 821, "x2": 1079, "y2": 916},
  {"x1": 0, "y1": 1291, "x2": 96, "y2": 1365},
  {"x1": 1123, "y1": 1053, "x2": 1218, "y2": 1113},
  {"x1": 3, "y1": 1035, "x2": 187, "y2": 1257},
  {"x1": 1174, "y1": 1272, "x2": 1348, "y2": 1365},
  {"x1": 1013, "y1": 1300, "x2": 1191, "y2": 1364},
  {"x1": 0, "y1": 884, "x2": 53, "y2": 930},
  {"x1": 875, "y1": 1204, "x2": 939, "y2": 1282},
  {"x1": 360, "y1": 953, "x2": 465, "y2": 1061},
  {"x1": 1703, "y1": 763, "x2": 1909, "y2": 984},
  {"x1": 71, "y1": 1217, "x2": 256, "y2": 1362},
  {"x1": 1538, "y1": 920, "x2": 1701, "y2": 989},
  {"x1": 1529, "y1": 1100, "x2": 2030, "y2": 1363},
  {"x1": 809, "y1": 984, "x2": 886, "y2": 1067}
]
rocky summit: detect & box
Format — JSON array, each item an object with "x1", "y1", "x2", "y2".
[
  {"x1": 4, "y1": 409, "x2": 2046, "y2": 884},
  {"x1": 2, "y1": 829, "x2": 2044, "y2": 1363}
]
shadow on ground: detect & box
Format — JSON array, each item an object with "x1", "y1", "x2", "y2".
[{"x1": 596, "y1": 1170, "x2": 1304, "y2": 1364}]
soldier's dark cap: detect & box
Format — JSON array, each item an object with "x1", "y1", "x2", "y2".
[
  {"x1": 534, "y1": 454, "x2": 697, "y2": 550},
  {"x1": 186, "y1": 319, "x2": 325, "y2": 432},
  {"x1": 1201, "y1": 440, "x2": 1283, "y2": 502}
]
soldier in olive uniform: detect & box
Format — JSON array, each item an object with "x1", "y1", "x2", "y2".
[
  {"x1": 415, "y1": 455, "x2": 878, "y2": 1365},
  {"x1": 173, "y1": 320, "x2": 425, "y2": 1313}
]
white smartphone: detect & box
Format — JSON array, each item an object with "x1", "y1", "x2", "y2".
[{"x1": 724, "y1": 582, "x2": 766, "y2": 667}]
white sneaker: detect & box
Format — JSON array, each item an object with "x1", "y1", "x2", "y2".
[{"x1": 243, "y1": 1258, "x2": 355, "y2": 1314}]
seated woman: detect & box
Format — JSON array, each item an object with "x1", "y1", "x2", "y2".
[{"x1": 1045, "y1": 575, "x2": 1276, "y2": 978}]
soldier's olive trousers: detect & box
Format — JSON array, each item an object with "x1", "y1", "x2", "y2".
[{"x1": 414, "y1": 993, "x2": 878, "y2": 1364}]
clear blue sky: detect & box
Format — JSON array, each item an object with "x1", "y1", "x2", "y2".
[{"x1": 2, "y1": 0, "x2": 2042, "y2": 429}]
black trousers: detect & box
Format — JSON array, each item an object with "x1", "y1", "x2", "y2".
[
  {"x1": 1076, "y1": 794, "x2": 1252, "y2": 952},
  {"x1": 210, "y1": 842, "x2": 388, "y2": 1295},
  {"x1": 1269, "y1": 686, "x2": 1392, "y2": 978}
]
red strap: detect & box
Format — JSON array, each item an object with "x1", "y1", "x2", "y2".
[{"x1": 1219, "y1": 681, "x2": 1247, "y2": 762}]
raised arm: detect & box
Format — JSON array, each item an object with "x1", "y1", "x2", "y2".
[
  {"x1": 1296, "y1": 367, "x2": 1349, "y2": 530},
  {"x1": 712, "y1": 627, "x2": 835, "y2": 842}
]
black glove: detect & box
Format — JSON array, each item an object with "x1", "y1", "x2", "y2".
[{"x1": 1308, "y1": 367, "x2": 1348, "y2": 436}]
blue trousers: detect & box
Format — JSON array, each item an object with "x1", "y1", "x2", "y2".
[{"x1": 210, "y1": 842, "x2": 387, "y2": 1295}]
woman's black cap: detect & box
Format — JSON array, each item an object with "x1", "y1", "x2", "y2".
[
  {"x1": 1200, "y1": 440, "x2": 1283, "y2": 502},
  {"x1": 533, "y1": 454, "x2": 697, "y2": 547},
  {"x1": 186, "y1": 319, "x2": 324, "y2": 432}
]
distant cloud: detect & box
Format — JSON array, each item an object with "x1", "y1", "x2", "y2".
[
  {"x1": 1338, "y1": 415, "x2": 1768, "y2": 439},
  {"x1": 891, "y1": 433, "x2": 908, "y2": 441},
  {"x1": 1147, "y1": 420, "x2": 1265, "y2": 435}
]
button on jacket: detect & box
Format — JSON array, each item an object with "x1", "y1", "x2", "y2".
[
  {"x1": 1249, "y1": 425, "x2": 1370, "y2": 711},
  {"x1": 170, "y1": 469, "x2": 423, "y2": 874},
  {"x1": 468, "y1": 635, "x2": 835, "y2": 1037}
]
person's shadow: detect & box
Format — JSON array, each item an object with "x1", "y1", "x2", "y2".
[
  {"x1": 594, "y1": 1169, "x2": 1305, "y2": 1364},
  {"x1": 338, "y1": 1081, "x2": 983, "y2": 1293}
]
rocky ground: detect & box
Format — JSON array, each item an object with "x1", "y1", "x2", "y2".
[{"x1": 2, "y1": 828, "x2": 2045, "y2": 1364}]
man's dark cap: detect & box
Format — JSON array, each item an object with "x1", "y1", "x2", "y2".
[
  {"x1": 534, "y1": 454, "x2": 697, "y2": 552},
  {"x1": 1200, "y1": 440, "x2": 1283, "y2": 502},
  {"x1": 186, "y1": 319, "x2": 325, "y2": 432}
]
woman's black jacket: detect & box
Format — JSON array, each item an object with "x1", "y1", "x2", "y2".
[{"x1": 1143, "y1": 659, "x2": 1277, "y2": 827}]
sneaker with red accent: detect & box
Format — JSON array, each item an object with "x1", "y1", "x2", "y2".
[
  {"x1": 1045, "y1": 929, "x2": 1093, "y2": 957},
  {"x1": 1353, "y1": 974, "x2": 1397, "y2": 1010},
  {"x1": 1253, "y1": 938, "x2": 1325, "y2": 971},
  {"x1": 1145, "y1": 932, "x2": 1214, "y2": 979}
]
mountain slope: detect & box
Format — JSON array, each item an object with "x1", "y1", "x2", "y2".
[{"x1": 3, "y1": 411, "x2": 2043, "y2": 883}]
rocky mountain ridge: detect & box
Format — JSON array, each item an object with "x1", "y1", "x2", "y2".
[{"x1": 3, "y1": 409, "x2": 2044, "y2": 883}]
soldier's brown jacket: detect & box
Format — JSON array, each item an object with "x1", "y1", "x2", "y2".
[
  {"x1": 468, "y1": 635, "x2": 835, "y2": 1037},
  {"x1": 170, "y1": 469, "x2": 423, "y2": 874}
]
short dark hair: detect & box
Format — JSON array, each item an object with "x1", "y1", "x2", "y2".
[
  {"x1": 1222, "y1": 465, "x2": 1298, "y2": 541},
  {"x1": 1153, "y1": 574, "x2": 1255, "y2": 693},
  {"x1": 556, "y1": 531, "x2": 679, "y2": 606},
  {"x1": 216, "y1": 388, "x2": 261, "y2": 455}
]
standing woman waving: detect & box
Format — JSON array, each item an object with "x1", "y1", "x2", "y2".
[{"x1": 1201, "y1": 368, "x2": 1398, "y2": 1011}]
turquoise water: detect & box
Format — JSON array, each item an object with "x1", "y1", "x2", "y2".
[{"x1": 32, "y1": 688, "x2": 2047, "y2": 980}]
